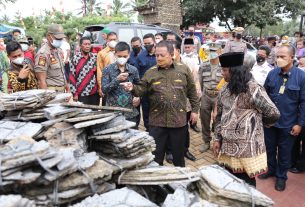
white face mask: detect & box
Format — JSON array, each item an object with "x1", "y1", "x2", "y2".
[
  {"x1": 185, "y1": 51, "x2": 194, "y2": 56},
  {"x1": 51, "y1": 39, "x2": 63, "y2": 48},
  {"x1": 116, "y1": 57, "x2": 128, "y2": 65},
  {"x1": 12, "y1": 57, "x2": 24, "y2": 65},
  {"x1": 20, "y1": 44, "x2": 29, "y2": 52},
  {"x1": 108, "y1": 40, "x2": 117, "y2": 48},
  {"x1": 281, "y1": 40, "x2": 288, "y2": 44}
]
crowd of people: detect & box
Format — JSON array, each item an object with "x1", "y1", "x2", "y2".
[{"x1": 0, "y1": 23, "x2": 304, "y2": 193}]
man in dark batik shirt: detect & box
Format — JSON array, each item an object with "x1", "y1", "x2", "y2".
[{"x1": 102, "y1": 41, "x2": 140, "y2": 128}]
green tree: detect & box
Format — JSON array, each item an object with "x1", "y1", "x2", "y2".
[
  {"x1": 77, "y1": 0, "x2": 106, "y2": 16},
  {"x1": 183, "y1": 0, "x2": 305, "y2": 31},
  {"x1": 111, "y1": 0, "x2": 131, "y2": 17},
  {"x1": 0, "y1": 14, "x2": 10, "y2": 24},
  {"x1": 131, "y1": 0, "x2": 148, "y2": 23},
  {"x1": 10, "y1": 9, "x2": 130, "y2": 45}
]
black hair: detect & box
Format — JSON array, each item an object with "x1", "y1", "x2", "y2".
[
  {"x1": 227, "y1": 65, "x2": 252, "y2": 96},
  {"x1": 6, "y1": 41, "x2": 22, "y2": 56},
  {"x1": 27, "y1": 36, "x2": 34, "y2": 45},
  {"x1": 155, "y1": 33, "x2": 163, "y2": 38},
  {"x1": 166, "y1": 32, "x2": 175, "y2": 37},
  {"x1": 12, "y1": 29, "x2": 21, "y2": 35},
  {"x1": 258, "y1": 45, "x2": 271, "y2": 56},
  {"x1": 131, "y1": 36, "x2": 141, "y2": 43},
  {"x1": 156, "y1": 40, "x2": 174, "y2": 55},
  {"x1": 294, "y1": 31, "x2": 303, "y2": 37},
  {"x1": 107, "y1": 32, "x2": 117, "y2": 38},
  {"x1": 143, "y1": 33, "x2": 155, "y2": 42},
  {"x1": 267, "y1": 36, "x2": 276, "y2": 42},
  {"x1": 115, "y1": 41, "x2": 130, "y2": 53},
  {"x1": 80, "y1": 36, "x2": 91, "y2": 45},
  {"x1": 166, "y1": 32, "x2": 176, "y2": 40},
  {"x1": 171, "y1": 40, "x2": 181, "y2": 50}
]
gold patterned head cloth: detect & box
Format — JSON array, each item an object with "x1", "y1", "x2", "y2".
[{"x1": 15, "y1": 35, "x2": 29, "y2": 44}]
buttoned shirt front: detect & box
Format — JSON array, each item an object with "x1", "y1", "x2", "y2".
[
  {"x1": 102, "y1": 62, "x2": 140, "y2": 119},
  {"x1": 264, "y1": 66, "x2": 305, "y2": 128},
  {"x1": 251, "y1": 61, "x2": 273, "y2": 86},
  {"x1": 132, "y1": 62, "x2": 200, "y2": 128},
  {"x1": 136, "y1": 50, "x2": 156, "y2": 78}
]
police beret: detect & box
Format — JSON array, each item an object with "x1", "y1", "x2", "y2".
[
  {"x1": 219, "y1": 52, "x2": 244, "y2": 67},
  {"x1": 184, "y1": 38, "x2": 194, "y2": 45},
  {"x1": 208, "y1": 42, "x2": 221, "y2": 51}
]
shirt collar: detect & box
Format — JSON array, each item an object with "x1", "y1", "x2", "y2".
[
  {"x1": 278, "y1": 66, "x2": 295, "y2": 78},
  {"x1": 158, "y1": 62, "x2": 175, "y2": 70},
  {"x1": 78, "y1": 51, "x2": 92, "y2": 58},
  {"x1": 114, "y1": 62, "x2": 131, "y2": 72}
]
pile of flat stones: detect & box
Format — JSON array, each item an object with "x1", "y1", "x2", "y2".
[{"x1": 0, "y1": 90, "x2": 275, "y2": 207}]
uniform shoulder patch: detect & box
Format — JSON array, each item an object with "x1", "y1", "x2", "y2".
[{"x1": 38, "y1": 56, "x2": 46, "y2": 67}]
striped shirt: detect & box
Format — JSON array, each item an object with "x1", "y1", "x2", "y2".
[{"x1": 69, "y1": 52, "x2": 98, "y2": 97}]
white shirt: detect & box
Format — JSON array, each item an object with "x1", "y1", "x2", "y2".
[
  {"x1": 60, "y1": 41, "x2": 71, "y2": 62},
  {"x1": 251, "y1": 61, "x2": 273, "y2": 86},
  {"x1": 181, "y1": 53, "x2": 200, "y2": 74}
]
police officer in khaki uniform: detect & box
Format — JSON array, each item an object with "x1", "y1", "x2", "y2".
[
  {"x1": 34, "y1": 24, "x2": 67, "y2": 92},
  {"x1": 199, "y1": 43, "x2": 223, "y2": 152},
  {"x1": 224, "y1": 27, "x2": 247, "y2": 53}
]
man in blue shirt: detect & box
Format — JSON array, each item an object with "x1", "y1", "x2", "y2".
[
  {"x1": 260, "y1": 45, "x2": 305, "y2": 191},
  {"x1": 102, "y1": 42, "x2": 140, "y2": 128},
  {"x1": 136, "y1": 33, "x2": 157, "y2": 131},
  {"x1": 128, "y1": 36, "x2": 143, "y2": 69}
]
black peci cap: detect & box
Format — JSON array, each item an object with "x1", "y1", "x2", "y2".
[
  {"x1": 219, "y1": 52, "x2": 244, "y2": 67},
  {"x1": 184, "y1": 38, "x2": 194, "y2": 45}
]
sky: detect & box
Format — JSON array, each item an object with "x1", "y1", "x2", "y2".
[{"x1": 2, "y1": 0, "x2": 114, "y2": 19}]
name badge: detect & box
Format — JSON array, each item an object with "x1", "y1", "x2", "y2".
[{"x1": 279, "y1": 86, "x2": 285, "y2": 94}]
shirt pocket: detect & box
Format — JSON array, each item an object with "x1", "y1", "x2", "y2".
[
  {"x1": 49, "y1": 63, "x2": 63, "y2": 77},
  {"x1": 286, "y1": 85, "x2": 300, "y2": 101}
]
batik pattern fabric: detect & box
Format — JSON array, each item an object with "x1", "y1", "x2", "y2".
[
  {"x1": 8, "y1": 70, "x2": 38, "y2": 92},
  {"x1": 214, "y1": 80, "x2": 280, "y2": 177},
  {"x1": 102, "y1": 63, "x2": 140, "y2": 119},
  {"x1": 6, "y1": 58, "x2": 37, "y2": 93},
  {"x1": 69, "y1": 52, "x2": 98, "y2": 97},
  {"x1": 0, "y1": 51, "x2": 9, "y2": 92}
]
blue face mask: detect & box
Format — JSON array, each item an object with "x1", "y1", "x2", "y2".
[
  {"x1": 209, "y1": 52, "x2": 218, "y2": 60},
  {"x1": 51, "y1": 38, "x2": 63, "y2": 48}
]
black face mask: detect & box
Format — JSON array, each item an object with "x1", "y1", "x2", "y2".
[
  {"x1": 256, "y1": 55, "x2": 265, "y2": 63},
  {"x1": 144, "y1": 44, "x2": 154, "y2": 53},
  {"x1": 236, "y1": 33, "x2": 242, "y2": 39},
  {"x1": 132, "y1": 47, "x2": 141, "y2": 55},
  {"x1": 272, "y1": 42, "x2": 276, "y2": 47},
  {"x1": 189, "y1": 31, "x2": 194, "y2": 36}
]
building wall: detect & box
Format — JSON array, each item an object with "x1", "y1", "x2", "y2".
[{"x1": 139, "y1": 0, "x2": 182, "y2": 33}]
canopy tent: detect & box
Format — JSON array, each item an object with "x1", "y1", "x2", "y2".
[{"x1": 0, "y1": 24, "x2": 25, "y2": 38}]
